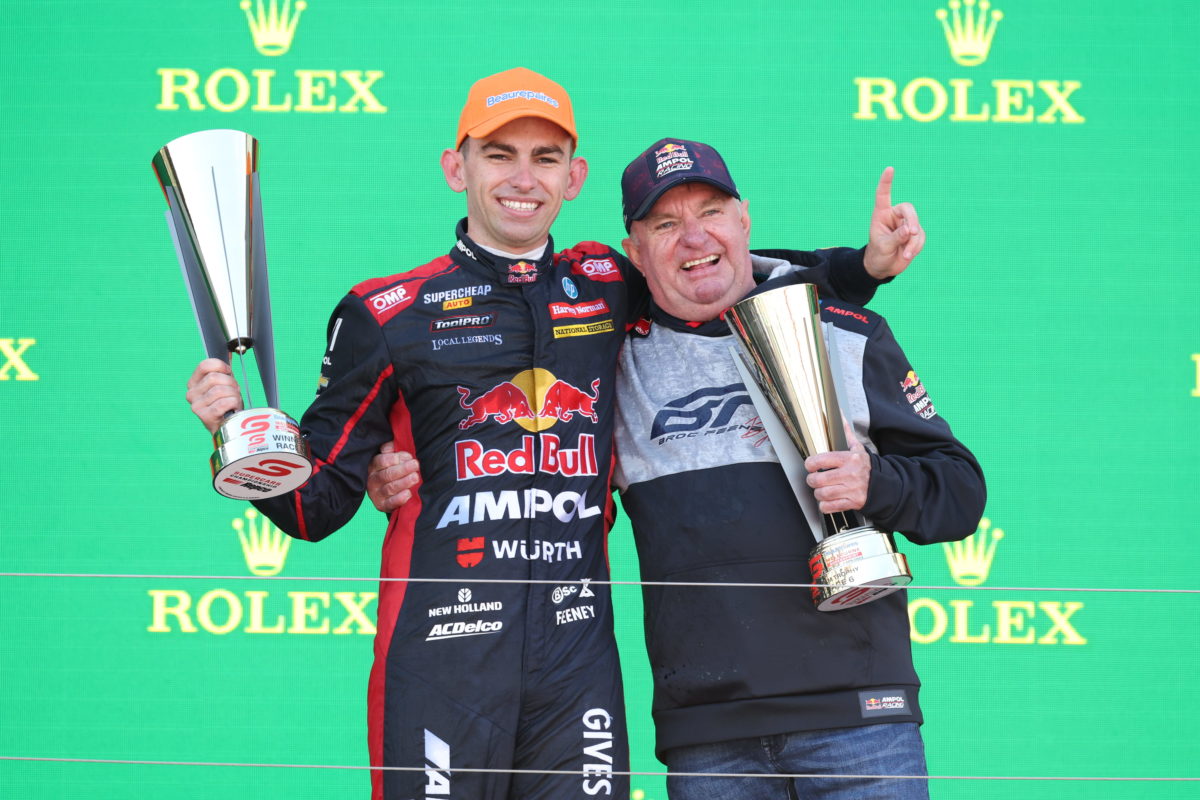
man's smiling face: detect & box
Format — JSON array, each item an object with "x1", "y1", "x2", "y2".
[
  {"x1": 443, "y1": 116, "x2": 586, "y2": 253},
  {"x1": 623, "y1": 182, "x2": 755, "y2": 321}
]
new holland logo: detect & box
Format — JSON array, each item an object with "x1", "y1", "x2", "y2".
[
  {"x1": 854, "y1": 1, "x2": 1083, "y2": 124},
  {"x1": 147, "y1": 508, "x2": 377, "y2": 635},
  {"x1": 156, "y1": 1, "x2": 386, "y2": 114},
  {"x1": 908, "y1": 517, "x2": 1086, "y2": 646}
]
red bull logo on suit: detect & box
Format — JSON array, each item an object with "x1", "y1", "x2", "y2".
[{"x1": 457, "y1": 368, "x2": 600, "y2": 432}]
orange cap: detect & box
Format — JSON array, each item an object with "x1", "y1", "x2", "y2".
[{"x1": 455, "y1": 67, "x2": 577, "y2": 148}]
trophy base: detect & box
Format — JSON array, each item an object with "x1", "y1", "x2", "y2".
[
  {"x1": 210, "y1": 409, "x2": 313, "y2": 500},
  {"x1": 809, "y1": 526, "x2": 913, "y2": 612}
]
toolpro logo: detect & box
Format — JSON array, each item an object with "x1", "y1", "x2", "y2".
[
  {"x1": 457, "y1": 368, "x2": 600, "y2": 431},
  {"x1": 908, "y1": 517, "x2": 1086, "y2": 645},
  {"x1": 147, "y1": 508, "x2": 376, "y2": 635},
  {"x1": 156, "y1": 1, "x2": 386, "y2": 114},
  {"x1": 853, "y1": 1, "x2": 1083, "y2": 124}
]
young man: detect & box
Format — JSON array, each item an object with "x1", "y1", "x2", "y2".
[{"x1": 188, "y1": 68, "x2": 916, "y2": 799}]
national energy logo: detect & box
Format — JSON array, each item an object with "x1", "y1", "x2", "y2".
[
  {"x1": 156, "y1": 1, "x2": 386, "y2": 114},
  {"x1": 147, "y1": 508, "x2": 376, "y2": 635},
  {"x1": 853, "y1": 1, "x2": 1084, "y2": 124},
  {"x1": 908, "y1": 517, "x2": 1087, "y2": 645}
]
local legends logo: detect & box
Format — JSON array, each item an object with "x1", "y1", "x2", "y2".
[
  {"x1": 908, "y1": 518, "x2": 1087, "y2": 645},
  {"x1": 854, "y1": 1, "x2": 1083, "y2": 124},
  {"x1": 157, "y1": 1, "x2": 386, "y2": 114},
  {"x1": 147, "y1": 508, "x2": 377, "y2": 635}
]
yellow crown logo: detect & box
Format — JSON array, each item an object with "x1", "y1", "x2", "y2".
[
  {"x1": 240, "y1": 0, "x2": 307, "y2": 56},
  {"x1": 232, "y1": 508, "x2": 291, "y2": 576},
  {"x1": 935, "y1": 0, "x2": 1003, "y2": 67},
  {"x1": 943, "y1": 517, "x2": 1003, "y2": 586}
]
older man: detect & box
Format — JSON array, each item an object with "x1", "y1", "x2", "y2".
[
  {"x1": 612, "y1": 139, "x2": 985, "y2": 799},
  {"x1": 187, "y1": 68, "x2": 917, "y2": 800}
]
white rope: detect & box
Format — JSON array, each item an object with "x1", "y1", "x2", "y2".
[
  {"x1": 0, "y1": 756, "x2": 1196, "y2": 782},
  {"x1": 1, "y1": 572, "x2": 1196, "y2": 594}
]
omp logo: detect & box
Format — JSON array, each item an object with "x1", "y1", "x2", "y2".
[
  {"x1": 0, "y1": 338, "x2": 38, "y2": 381},
  {"x1": 650, "y1": 384, "x2": 754, "y2": 442},
  {"x1": 241, "y1": 0, "x2": 306, "y2": 56},
  {"x1": 147, "y1": 508, "x2": 376, "y2": 635},
  {"x1": 156, "y1": 1, "x2": 386, "y2": 113},
  {"x1": 424, "y1": 729, "x2": 450, "y2": 797},
  {"x1": 854, "y1": 2, "x2": 1083, "y2": 124},
  {"x1": 909, "y1": 517, "x2": 1086, "y2": 645},
  {"x1": 232, "y1": 508, "x2": 291, "y2": 576}
]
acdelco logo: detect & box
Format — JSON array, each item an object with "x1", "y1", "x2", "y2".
[{"x1": 426, "y1": 619, "x2": 503, "y2": 641}]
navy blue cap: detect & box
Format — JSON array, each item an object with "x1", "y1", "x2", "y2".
[{"x1": 621, "y1": 138, "x2": 740, "y2": 231}]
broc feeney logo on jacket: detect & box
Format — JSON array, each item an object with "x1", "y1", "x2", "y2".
[
  {"x1": 156, "y1": 1, "x2": 386, "y2": 114},
  {"x1": 854, "y1": 1, "x2": 1083, "y2": 124},
  {"x1": 907, "y1": 517, "x2": 1086, "y2": 645},
  {"x1": 147, "y1": 509, "x2": 377, "y2": 635}
]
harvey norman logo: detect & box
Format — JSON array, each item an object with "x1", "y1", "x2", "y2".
[
  {"x1": 157, "y1": 1, "x2": 386, "y2": 114},
  {"x1": 908, "y1": 518, "x2": 1087, "y2": 645},
  {"x1": 854, "y1": 1, "x2": 1083, "y2": 124},
  {"x1": 148, "y1": 508, "x2": 377, "y2": 635}
]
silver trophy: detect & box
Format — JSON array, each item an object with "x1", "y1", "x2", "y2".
[
  {"x1": 152, "y1": 129, "x2": 311, "y2": 500},
  {"x1": 723, "y1": 284, "x2": 911, "y2": 611}
]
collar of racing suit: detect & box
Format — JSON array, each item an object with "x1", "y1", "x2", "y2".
[{"x1": 449, "y1": 218, "x2": 556, "y2": 280}]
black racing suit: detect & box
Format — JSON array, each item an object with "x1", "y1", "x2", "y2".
[{"x1": 252, "y1": 223, "x2": 878, "y2": 799}]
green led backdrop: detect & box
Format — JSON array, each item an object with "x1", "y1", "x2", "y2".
[{"x1": 2, "y1": 1, "x2": 1197, "y2": 798}]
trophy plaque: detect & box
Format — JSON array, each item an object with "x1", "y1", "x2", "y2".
[
  {"x1": 724, "y1": 284, "x2": 911, "y2": 611},
  {"x1": 152, "y1": 129, "x2": 312, "y2": 500}
]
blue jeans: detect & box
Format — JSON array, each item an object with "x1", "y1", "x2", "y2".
[{"x1": 663, "y1": 723, "x2": 929, "y2": 800}]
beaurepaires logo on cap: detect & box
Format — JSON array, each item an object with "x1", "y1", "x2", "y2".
[
  {"x1": 907, "y1": 516, "x2": 1087, "y2": 647},
  {"x1": 157, "y1": 1, "x2": 387, "y2": 114},
  {"x1": 853, "y1": 1, "x2": 1083, "y2": 124}
]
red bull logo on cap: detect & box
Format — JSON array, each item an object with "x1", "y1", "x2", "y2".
[{"x1": 457, "y1": 368, "x2": 601, "y2": 432}]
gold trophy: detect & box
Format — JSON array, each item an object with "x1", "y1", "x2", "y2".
[
  {"x1": 724, "y1": 284, "x2": 911, "y2": 611},
  {"x1": 152, "y1": 129, "x2": 312, "y2": 500}
]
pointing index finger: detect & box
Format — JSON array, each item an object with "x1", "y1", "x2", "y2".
[{"x1": 874, "y1": 166, "x2": 895, "y2": 211}]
